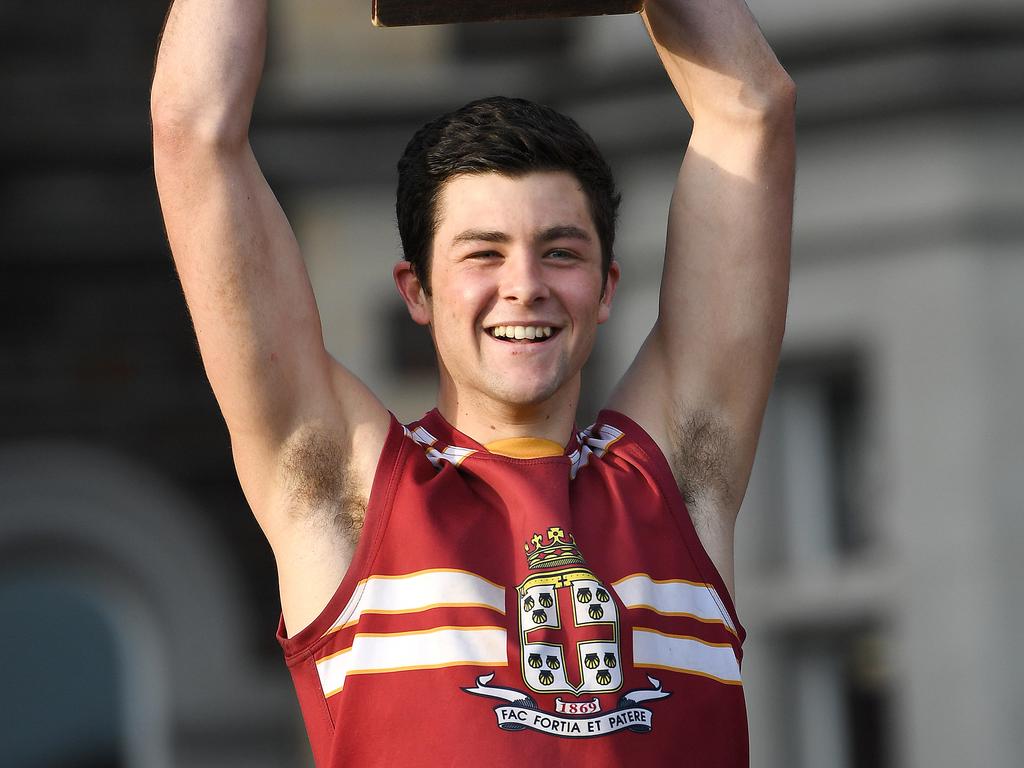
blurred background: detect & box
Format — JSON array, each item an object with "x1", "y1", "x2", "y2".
[{"x1": 2, "y1": 0, "x2": 1022, "y2": 766}]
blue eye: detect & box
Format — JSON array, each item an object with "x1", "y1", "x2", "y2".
[{"x1": 547, "y1": 249, "x2": 574, "y2": 259}]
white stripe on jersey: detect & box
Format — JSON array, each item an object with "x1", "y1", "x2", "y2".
[
  {"x1": 613, "y1": 573, "x2": 737, "y2": 635},
  {"x1": 632, "y1": 628, "x2": 742, "y2": 685},
  {"x1": 323, "y1": 569, "x2": 506, "y2": 636},
  {"x1": 317, "y1": 626, "x2": 508, "y2": 697}
]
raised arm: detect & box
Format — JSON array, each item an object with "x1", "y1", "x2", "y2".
[
  {"x1": 151, "y1": 0, "x2": 390, "y2": 634},
  {"x1": 606, "y1": 0, "x2": 796, "y2": 595}
]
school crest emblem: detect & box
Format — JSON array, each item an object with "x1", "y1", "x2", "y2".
[
  {"x1": 464, "y1": 526, "x2": 670, "y2": 738},
  {"x1": 517, "y1": 528, "x2": 622, "y2": 695}
]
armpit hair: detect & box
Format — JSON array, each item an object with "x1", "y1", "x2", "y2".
[
  {"x1": 279, "y1": 425, "x2": 367, "y2": 538},
  {"x1": 668, "y1": 407, "x2": 735, "y2": 513}
]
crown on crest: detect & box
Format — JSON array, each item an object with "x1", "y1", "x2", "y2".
[{"x1": 523, "y1": 526, "x2": 586, "y2": 570}]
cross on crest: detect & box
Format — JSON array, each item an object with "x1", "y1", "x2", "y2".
[
  {"x1": 518, "y1": 528, "x2": 622, "y2": 696},
  {"x1": 519, "y1": 571, "x2": 621, "y2": 694}
]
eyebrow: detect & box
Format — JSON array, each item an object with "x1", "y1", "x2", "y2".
[{"x1": 450, "y1": 225, "x2": 592, "y2": 247}]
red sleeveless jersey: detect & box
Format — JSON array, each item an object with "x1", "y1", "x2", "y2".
[{"x1": 277, "y1": 409, "x2": 748, "y2": 767}]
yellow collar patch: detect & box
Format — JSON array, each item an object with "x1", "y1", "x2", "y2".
[{"x1": 483, "y1": 437, "x2": 565, "y2": 459}]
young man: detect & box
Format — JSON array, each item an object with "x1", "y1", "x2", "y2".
[{"x1": 152, "y1": 1, "x2": 794, "y2": 765}]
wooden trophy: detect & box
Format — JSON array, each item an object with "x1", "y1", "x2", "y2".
[{"x1": 372, "y1": 0, "x2": 645, "y2": 27}]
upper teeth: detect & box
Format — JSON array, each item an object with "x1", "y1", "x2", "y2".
[{"x1": 491, "y1": 326, "x2": 553, "y2": 339}]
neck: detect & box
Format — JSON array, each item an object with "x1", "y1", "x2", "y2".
[{"x1": 436, "y1": 381, "x2": 580, "y2": 447}]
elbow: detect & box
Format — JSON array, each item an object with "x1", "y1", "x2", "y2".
[
  {"x1": 150, "y1": 89, "x2": 248, "y2": 155},
  {"x1": 739, "y1": 73, "x2": 796, "y2": 127},
  {"x1": 765, "y1": 73, "x2": 797, "y2": 116},
  {"x1": 698, "y1": 74, "x2": 796, "y2": 132}
]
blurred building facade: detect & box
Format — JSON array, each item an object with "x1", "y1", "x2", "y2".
[{"x1": 1, "y1": 0, "x2": 1021, "y2": 766}]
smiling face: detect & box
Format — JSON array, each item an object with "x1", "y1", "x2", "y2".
[{"x1": 395, "y1": 170, "x2": 619, "y2": 421}]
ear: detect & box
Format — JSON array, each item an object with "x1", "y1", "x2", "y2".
[
  {"x1": 393, "y1": 261, "x2": 432, "y2": 326},
  {"x1": 597, "y1": 260, "x2": 621, "y2": 324}
]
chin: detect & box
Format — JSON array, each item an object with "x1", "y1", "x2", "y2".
[{"x1": 485, "y1": 375, "x2": 567, "y2": 409}]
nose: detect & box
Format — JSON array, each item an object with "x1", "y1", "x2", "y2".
[{"x1": 499, "y1": 252, "x2": 549, "y2": 305}]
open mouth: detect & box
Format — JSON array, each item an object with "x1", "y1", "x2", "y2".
[{"x1": 487, "y1": 325, "x2": 559, "y2": 344}]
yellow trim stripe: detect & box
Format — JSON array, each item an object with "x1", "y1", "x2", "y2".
[
  {"x1": 625, "y1": 605, "x2": 738, "y2": 636},
  {"x1": 635, "y1": 664, "x2": 744, "y2": 687},
  {"x1": 613, "y1": 572, "x2": 713, "y2": 589},
  {"x1": 323, "y1": 660, "x2": 502, "y2": 698},
  {"x1": 604, "y1": 432, "x2": 625, "y2": 451},
  {"x1": 330, "y1": 602, "x2": 504, "y2": 633},
  {"x1": 355, "y1": 623, "x2": 507, "y2": 637},
  {"x1": 632, "y1": 626, "x2": 735, "y2": 649}
]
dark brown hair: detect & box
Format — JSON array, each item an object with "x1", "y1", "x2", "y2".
[{"x1": 396, "y1": 96, "x2": 621, "y2": 293}]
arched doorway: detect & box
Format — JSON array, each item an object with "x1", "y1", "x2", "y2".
[{"x1": 0, "y1": 441, "x2": 296, "y2": 768}]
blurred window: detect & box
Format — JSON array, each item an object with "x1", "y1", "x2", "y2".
[
  {"x1": 774, "y1": 352, "x2": 874, "y2": 564},
  {"x1": 0, "y1": 577, "x2": 124, "y2": 768},
  {"x1": 756, "y1": 351, "x2": 892, "y2": 768},
  {"x1": 784, "y1": 626, "x2": 893, "y2": 768}
]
